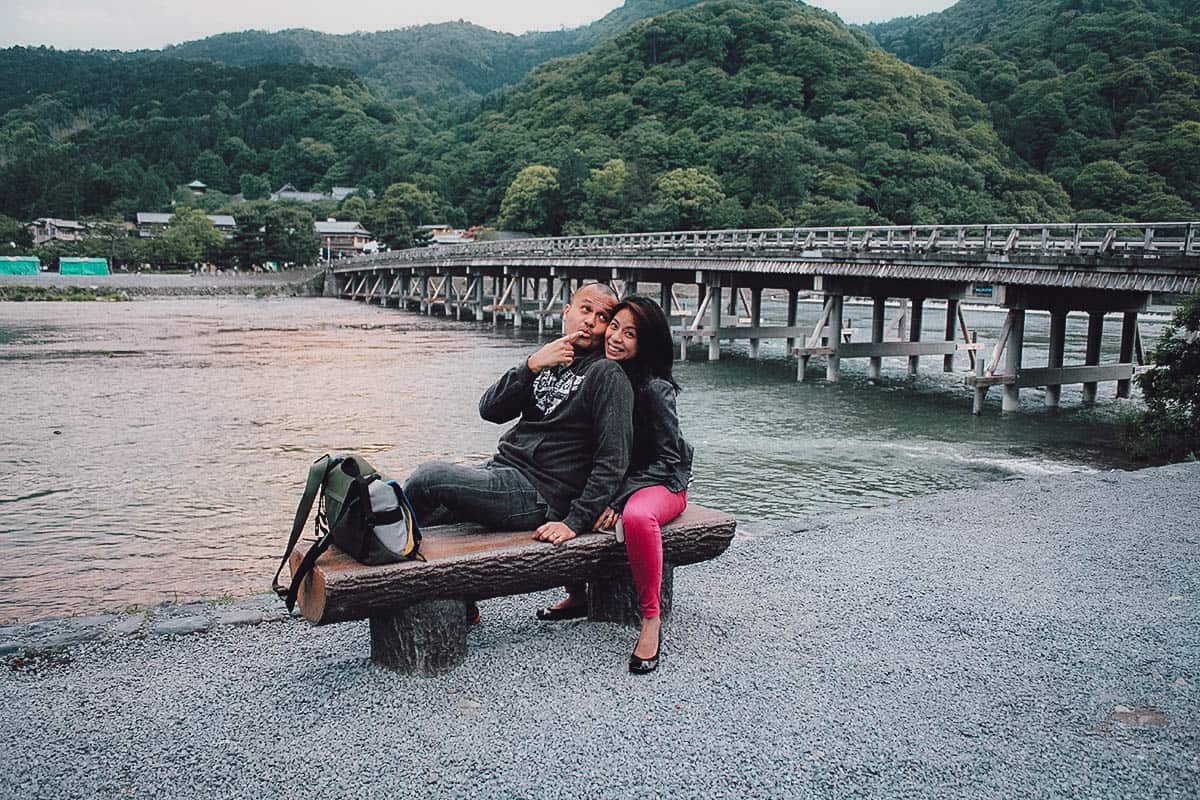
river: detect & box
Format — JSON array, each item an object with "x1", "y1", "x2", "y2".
[{"x1": 0, "y1": 295, "x2": 1163, "y2": 623}]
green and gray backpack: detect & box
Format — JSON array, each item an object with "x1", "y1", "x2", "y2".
[{"x1": 272, "y1": 454, "x2": 422, "y2": 612}]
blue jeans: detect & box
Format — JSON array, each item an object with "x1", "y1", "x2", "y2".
[{"x1": 403, "y1": 461, "x2": 550, "y2": 531}]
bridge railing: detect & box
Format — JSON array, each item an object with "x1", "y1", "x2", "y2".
[{"x1": 345, "y1": 221, "x2": 1200, "y2": 270}]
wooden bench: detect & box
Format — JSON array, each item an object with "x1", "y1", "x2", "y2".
[{"x1": 288, "y1": 505, "x2": 736, "y2": 675}]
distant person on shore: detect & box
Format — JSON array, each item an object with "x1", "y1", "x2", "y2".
[
  {"x1": 403, "y1": 282, "x2": 633, "y2": 618},
  {"x1": 536, "y1": 296, "x2": 693, "y2": 674}
]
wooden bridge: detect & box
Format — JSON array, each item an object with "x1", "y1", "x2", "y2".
[{"x1": 329, "y1": 221, "x2": 1200, "y2": 414}]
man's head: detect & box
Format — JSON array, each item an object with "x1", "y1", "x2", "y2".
[{"x1": 562, "y1": 283, "x2": 618, "y2": 351}]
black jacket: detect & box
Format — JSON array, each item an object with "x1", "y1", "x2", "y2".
[
  {"x1": 610, "y1": 377, "x2": 694, "y2": 512},
  {"x1": 480, "y1": 348, "x2": 634, "y2": 533}
]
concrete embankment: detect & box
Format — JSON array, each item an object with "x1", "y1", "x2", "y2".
[
  {"x1": 1, "y1": 463, "x2": 1197, "y2": 798},
  {"x1": 0, "y1": 267, "x2": 326, "y2": 298}
]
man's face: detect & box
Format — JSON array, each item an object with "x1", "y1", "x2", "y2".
[{"x1": 562, "y1": 285, "x2": 616, "y2": 351}]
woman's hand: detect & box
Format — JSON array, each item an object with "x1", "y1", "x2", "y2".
[
  {"x1": 533, "y1": 521, "x2": 577, "y2": 545},
  {"x1": 594, "y1": 506, "x2": 619, "y2": 531},
  {"x1": 527, "y1": 331, "x2": 585, "y2": 373}
]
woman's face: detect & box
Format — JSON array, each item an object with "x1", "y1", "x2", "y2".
[{"x1": 604, "y1": 308, "x2": 639, "y2": 362}]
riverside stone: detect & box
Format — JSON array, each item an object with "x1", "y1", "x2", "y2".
[{"x1": 151, "y1": 617, "x2": 210, "y2": 637}]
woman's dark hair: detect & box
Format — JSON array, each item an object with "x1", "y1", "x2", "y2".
[{"x1": 609, "y1": 295, "x2": 680, "y2": 392}]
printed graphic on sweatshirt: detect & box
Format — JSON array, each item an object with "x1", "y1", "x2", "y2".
[{"x1": 533, "y1": 366, "x2": 586, "y2": 416}]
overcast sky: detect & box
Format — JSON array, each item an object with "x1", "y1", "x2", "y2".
[{"x1": 1, "y1": 0, "x2": 955, "y2": 51}]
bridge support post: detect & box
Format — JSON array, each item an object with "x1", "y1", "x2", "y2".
[
  {"x1": 750, "y1": 287, "x2": 763, "y2": 359},
  {"x1": 492, "y1": 276, "x2": 501, "y2": 329},
  {"x1": 869, "y1": 297, "x2": 885, "y2": 382},
  {"x1": 908, "y1": 297, "x2": 924, "y2": 376},
  {"x1": 826, "y1": 294, "x2": 843, "y2": 382},
  {"x1": 727, "y1": 284, "x2": 738, "y2": 316},
  {"x1": 786, "y1": 289, "x2": 799, "y2": 354},
  {"x1": 513, "y1": 274, "x2": 524, "y2": 330},
  {"x1": 1082, "y1": 312, "x2": 1104, "y2": 404},
  {"x1": 972, "y1": 332, "x2": 988, "y2": 415},
  {"x1": 1001, "y1": 309, "x2": 1025, "y2": 412},
  {"x1": 399, "y1": 274, "x2": 411, "y2": 310},
  {"x1": 943, "y1": 299, "x2": 959, "y2": 373},
  {"x1": 708, "y1": 281, "x2": 722, "y2": 362},
  {"x1": 1045, "y1": 309, "x2": 1067, "y2": 409},
  {"x1": 420, "y1": 274, "x2": 430, "y2": 315},
  {"x1": 1117, "y1": 312, "x2": 1137, "y2": 398},
  {"x1": 537, "y1": 278, "x2": 546, "y2": 335},
  {"x1": 625, "y1": 279, "x2": 638, "y2": 298}
]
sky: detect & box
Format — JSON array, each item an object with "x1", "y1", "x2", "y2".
[{"x1": 0, "y1": 0, "x2": 956, "y2": 51}]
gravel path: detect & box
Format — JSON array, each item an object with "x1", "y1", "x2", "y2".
[{"x1": 2, "y1": 464, "x2": 1197, "y2": 799}]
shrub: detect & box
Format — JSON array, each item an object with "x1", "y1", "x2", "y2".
[{"x1": 1121, "y1": 292, "x2": 1200, "y2": 462}]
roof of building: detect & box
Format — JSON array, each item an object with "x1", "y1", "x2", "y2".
[
  {"x1": 32, "y1": 217, "x2": 85, "y2": 229},
  {"x1": 136, "y1": 212, "x2": 236, "y2": 226},
  {"x1": 187, "y1": 180, "x2": 208, "y2": 189},
  {"x1": 315, "y1": 220, "x2": 369, "y2": 234}
]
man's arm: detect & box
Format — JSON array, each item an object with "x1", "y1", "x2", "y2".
[
  {"x1": 480, "y1": 332, "x2": 586, "y2": 423},
  {"x1": 561, "y1": 362, "x2": 634, "y2": 535},
  {"x1": 478, "y1": 360, "x2": 535, "y2": 424}
]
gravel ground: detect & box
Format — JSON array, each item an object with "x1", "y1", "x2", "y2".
[{"x1": 1, "y1": 463, "x2": 1197, "y2": 799}]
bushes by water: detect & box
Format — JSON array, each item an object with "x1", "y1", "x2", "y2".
[
  {"x1": 1121, "y1": 292, "x2": 1200, "y2": 462},
  {"x1": 0, "y1": 286, "x2": 129, "y2": 302}
]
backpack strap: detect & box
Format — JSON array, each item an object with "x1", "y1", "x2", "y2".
[
  {"x1": 271, "y1": 455, "x2": 335, "y2": 603},
  {"x1": 281, "y1": 497, "x2": 355, "y2": 612}
]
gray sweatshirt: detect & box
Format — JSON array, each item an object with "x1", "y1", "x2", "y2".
[{"x1": 479, "y1": 348, "x2": 634, "y2": 534}]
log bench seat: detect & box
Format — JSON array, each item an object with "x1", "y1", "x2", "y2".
[{"x1": 288, "y1": 504, "x2": 736, "y2": 675}]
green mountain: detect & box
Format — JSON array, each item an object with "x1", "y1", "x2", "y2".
[
  {"x1": 143, "y1": 1, "x2": 707, "y2": 111},
  {"x1": 0, "y1": 47, "x2": 434, "y2": 219},
  {"x1": 866, "y1": 0, "x2": 1200, "y2": 220},
  {"x1": 418, "y1": 0, "x2": 1071, "y2": 231}
]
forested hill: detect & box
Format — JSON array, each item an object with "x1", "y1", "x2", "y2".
[
  {"x1": 866, "y1": 0, "x2": 1200, "y2": 220},
  {"x1": 142, "y1": 0, "x2": 706, "y2": 112},
  {"x1": 0, "y1": 48, "x2": 436, "y2": 219},
  {"x1": 417, "y1": 0, "x2": 1071, "y2": 232}
]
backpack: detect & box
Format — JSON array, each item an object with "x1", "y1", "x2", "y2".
[{"x1": 272, "y1": 454, "x2": 422, "y2": 612}]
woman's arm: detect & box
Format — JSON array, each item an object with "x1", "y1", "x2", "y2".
[{"x1": 610, "y1": 380, "x2": 691, "y2": 512}]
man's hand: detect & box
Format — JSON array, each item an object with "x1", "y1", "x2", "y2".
[
  {"x1": 594, "y1": 506, "x2": 619, "y2": 531},
  {"x1": 533, "y1": 521, "x2": 578, "y2": 545},
  {"x1": 527, "y1": 331, "x2": 586, "y2": 373}
]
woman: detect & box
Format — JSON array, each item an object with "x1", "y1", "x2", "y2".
[{"x1": 537, "y1": 295, "x2": 693, "y2": 674}]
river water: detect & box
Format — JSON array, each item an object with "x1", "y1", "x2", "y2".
[{"x1": 0, "y1": 295, "x2": 1163, "y2": 623}]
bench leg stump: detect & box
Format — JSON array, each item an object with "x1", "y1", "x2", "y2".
[
  {"x1": 369, "y1": 599, "x2": 468, "y2": 675},
  {"x1": 587, "y1": 564, "x2": 674, "y2": 627}
]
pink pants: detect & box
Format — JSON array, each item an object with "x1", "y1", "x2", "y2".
[{"x1": 623, "y1": 486, "x2": 688, "y2": 619}]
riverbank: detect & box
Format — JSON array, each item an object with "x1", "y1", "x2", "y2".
[
  {"x1": 2, "y1": 463, "x2": 1196, "y2": 798},
  {"x1": 0, "y1": 267, "x2": 325, "y2": 298}
]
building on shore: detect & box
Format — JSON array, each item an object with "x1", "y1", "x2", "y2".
[
  {"x1": 270, "y1": 184, "x2": 369, "y2": 204},
  {"x1": 28, "y1": 218, "x2": 86, "y2": 245},
  {"x1": 136, "y1": 213, "x2": 237, "y2": 239},
  {"x1": 315, "y1": 220, "x2": 373, "y2": 258}
]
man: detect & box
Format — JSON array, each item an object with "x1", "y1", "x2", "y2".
[{"x1": 403, "y1": 282, "x2": 633, "y2": 547}]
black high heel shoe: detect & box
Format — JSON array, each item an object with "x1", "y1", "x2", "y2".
[{"x1": 628, "y1": 630, "x2": 662, "y2": 675}]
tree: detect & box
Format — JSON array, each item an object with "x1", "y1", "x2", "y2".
[
  {"x1": 499, "y1": 165, "x2": 560, "y2": 234},
  {"x1": 263, "y1": 205, "x2": 319, "y2": 267},
  {"x1": 556, "y1": 150, "x2": 589, "y2": 231},
  {"x1": 0, "y1": 215, "x2": 32, "y2": 253},
  {"x1": 366, "y1": 182, "x2": 438, "y2": 249},
  {"x1": 652, "y1": 168, "x2": 725, "y2": 230},
  {"x1": 239, "y1": 173, "x2": 272, "y2": 201},
  {"x1": 583, "y1": 159, "x2": 635, "y2": 232},
  {"x1": 1123, "y1": 292, "x2": 1200, "y2": 461},
  {"x1": 163, "y1": 208, "x2": 225, "y2": 266}
]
